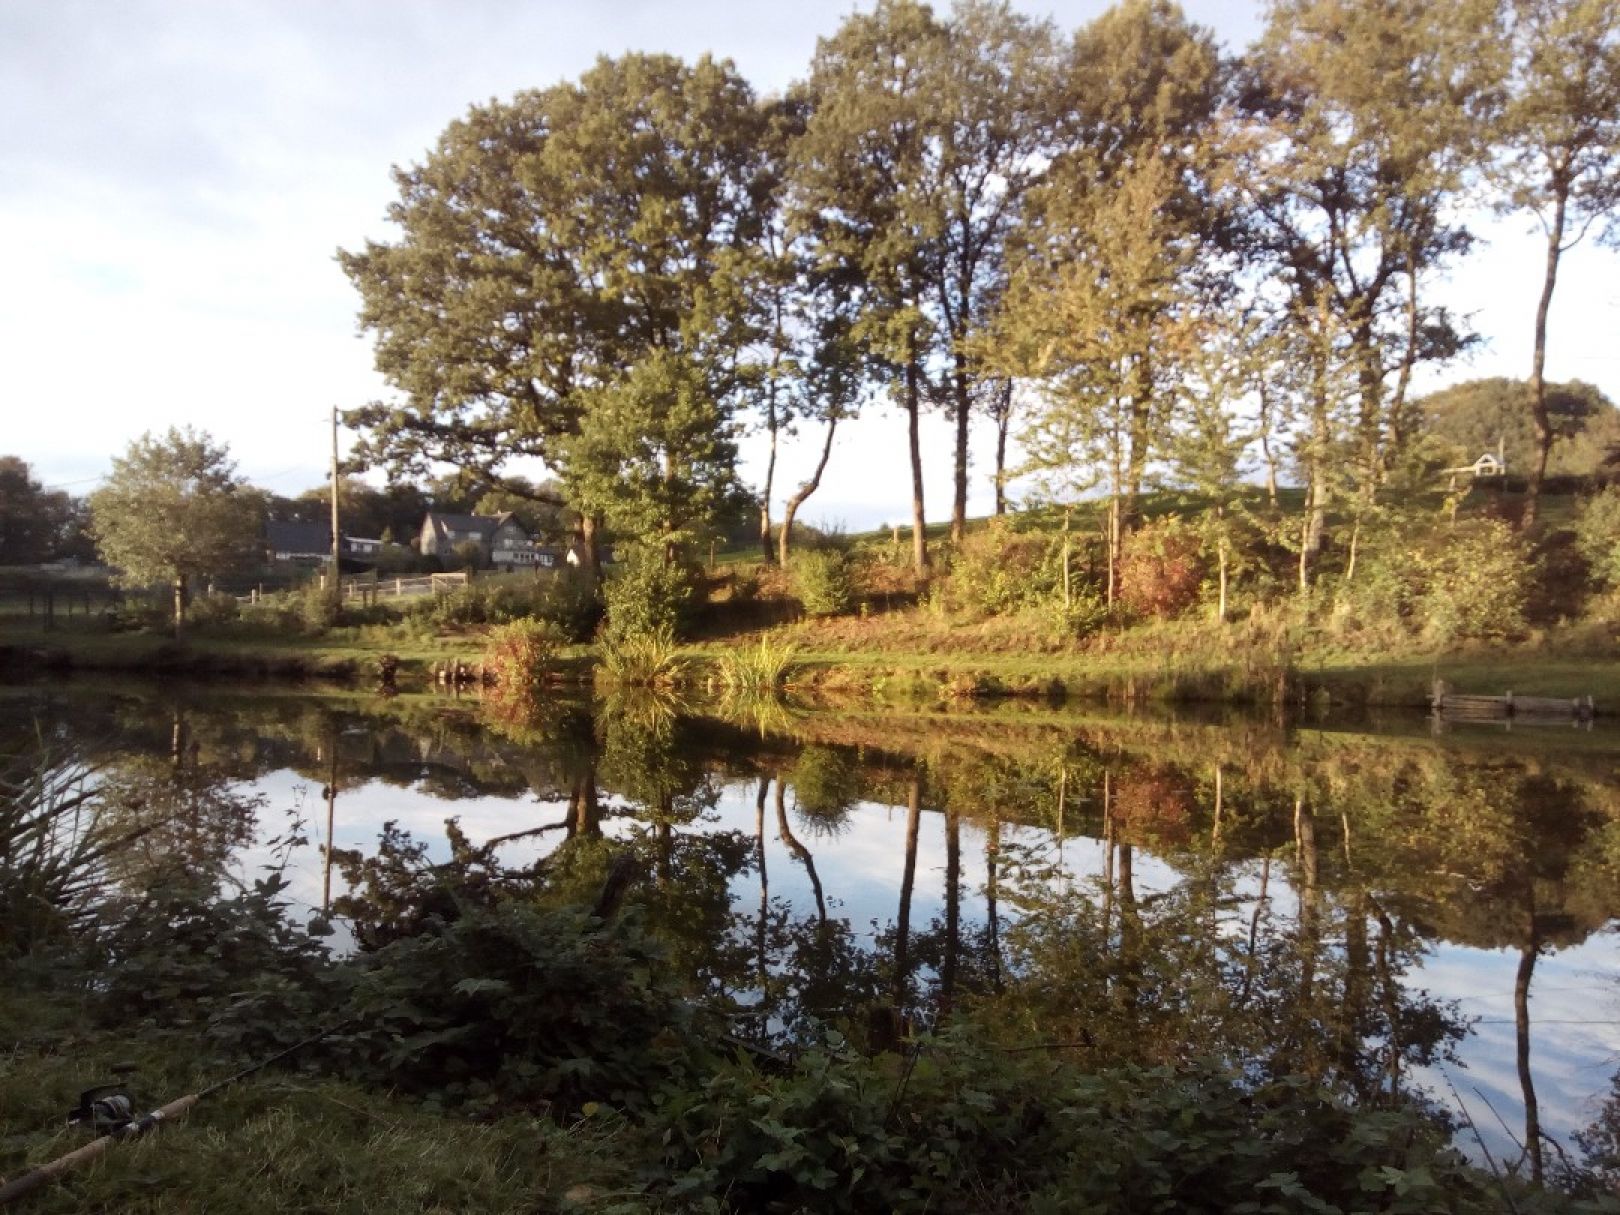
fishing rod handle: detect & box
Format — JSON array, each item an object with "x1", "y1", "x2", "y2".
[
  {"x1": 0, "y1": 1094, "x2": 199, "y2": 1206},
  {"x1": 0, "y1": 1135, "x2": 118, "y2": 1205}
]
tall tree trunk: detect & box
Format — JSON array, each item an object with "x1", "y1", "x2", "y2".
[
  {"x1": 992, "y1": 379, "x2": 1012, "y2": 516},
  {"x1": 171, "y1": 577, "x2": 187, "y2": 638},
  {"x1": 578, "y1": 513, "x2": 602, "y2": 574},
  {"x1": 569, "y1": 761, "x2": 600, "y2": 838},
  {"x1": 906, "y1": 359, "x2": 928, "y2": 571},
  {"x1": 951, "y1": 355, "x2": 971, "y2": 545},
  {"x1": 1294, "y1": 797, "x2": 1320, "y2": 1047},
  {"x1": 1257, "y1": 381, "x2": 1279, "y2": 508},
  {"x1": 985, "y1": 817, "x2": 1002, "y2": 993},
  {"x1": 1526, "y1": 186, "x2": 1569, "y2": 529},
  {"x1": 1124, "y1": 352, "x2": 1153, "y2": 531},
  {"x1": 755, "y1": 778, "x2": 769, "y2": 1006},
  {"x1": 778, "y1": 415, "x2": 839, "y2": 567},
  {"x1": 1298, "y1": 315, "x2": 1332, "y2": 591},
  {"x1": 941, "y1": 807, "x2": 961, "y2": 1015},
  {"x1": 1299, "y1": 449, "x2": 1326, "y2": 593},
  {"x1": 894, "y1": 774, "x2": 922, "y2": 1010},
  {"x1": 1385, "y1": 261, "x2": 1422, "y2": 459},
  {"x1": 1106, "y1": 491, "x2": 1121, "y2": 607},
  {"x1": 775, "y1": 779, "x2": 826, "y2": 924},
  {"x1": 655, "y1": 805, "x2": 672, "y2": 887},
  {"x1": 1517, "y1": 900, "x2": 1544, "y2": 1185},
  {"x1": 759, "y1": 401, "x2": 778, "y2": 563}
]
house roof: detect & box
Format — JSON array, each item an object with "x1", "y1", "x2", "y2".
[
  {"x1": 423, "y1": 511, "x2": 520, "y2": 540},
  {"x1": 266, "y1": 521, "x2": 329, "y2": 554}
]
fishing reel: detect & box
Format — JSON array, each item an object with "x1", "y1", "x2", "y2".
[{"x1": 67, "y1": 1064, "x2": 138, "y2": 1135}]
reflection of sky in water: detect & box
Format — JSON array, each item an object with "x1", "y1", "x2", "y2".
[{"x1": 234, "y1": 766, "x2": 1620, "y2": 1167}]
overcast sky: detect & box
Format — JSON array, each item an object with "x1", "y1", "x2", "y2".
[{"x1": 3, "y1": 0, "x2": 1616, "y2": 529}]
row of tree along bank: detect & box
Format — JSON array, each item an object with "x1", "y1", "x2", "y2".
[{"x1": 340, "y1": 0, "x2": 1620, "y2": 596}]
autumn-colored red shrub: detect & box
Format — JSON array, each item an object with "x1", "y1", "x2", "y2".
[{"x1": 1117, "y1": 518, "x2": 1204, "y2": 619}]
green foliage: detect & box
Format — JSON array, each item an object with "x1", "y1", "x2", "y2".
[
  {"x1": 598, "y1": 626, "x2": 684, "y2": 688},
  {"x1": 788, "y1": 745, "x2": 860, "y2": 836},
  {"x1": 1575, "y1": 488, "x2": 1620, "y2": 589},
  {"x1": 602, "y1": 547, "x2": 699, "y2": 645},
  {"x1": 1335, "y1": 518, "x2": 1533, "y2": 645},
  {"x1": 449, "y1": 539, "x2": 486, "y2": 571},
  {"x1": 87, "y1": 428, "x2": 259, "y2": 631},
  {"x1": 1410, "y1": 518, "x2": 1533, "y2": 644},
  {"x1": 347, "y1": 902, "x2": 706, "y2": 1115},
  {"x1": 0, "y1": 745, "x2": 107, "y2": 958},
  {"x1": 645, "y1": 1040, "x2": 1558, "y2": 1214},
  {"x1": 0, "y1": 456, "x2": 77, "y2": 565},
  {"x1": 715, "y1": 637, "x2": 797, "y2": 698},
  {"x1": 944, "y1": 518, "x2": 1063, "y2": 616},
  {"x1": 342, "y1": 53, "x2": 771, "y2": 553},
  {"x1": 481, "y1": 619, "x2": 565, "y2": 693},
  {"x1": 401, "y1": 571, "x2": 600, "y2": 639},
  {"x1": 1417, "y1": 378, "x2": 1620, "y2": 478},
  {"x1": 186, "y1": 591, "x2": 240, "y2": 629},
  {"x1": 792, "y1": 548, "x2": 855, "y2": 617},
  {"x1": 280, "y1": 579, "x2": 337, "y2": 634},
  {"x1": 94, "y1": 872, "x2": 339, "y2": 1056},
  {"x1": 1118, "y1": 516, "x2": 1205, "y2": 618}
]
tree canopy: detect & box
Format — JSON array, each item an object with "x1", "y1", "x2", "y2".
[
  {"x1": 0, "y1": 458, "x2": 77, "y2": 566},
  {"x1": 1416, "y1": 377, "x2": 1620, "y2": 476},
  {"x1": 87, "y1": 428, "x2": 257, "y2": 633},
  {"x1": 332, "y1": 0, "x2": 1620, "y2": 625},
  {"x1": 341, "y1": 52, "x2": 775, "y2": 567}
]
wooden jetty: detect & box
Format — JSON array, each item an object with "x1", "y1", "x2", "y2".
[{"x1": 1430, "y1": 680, "x2": 1595, "y2": 722}]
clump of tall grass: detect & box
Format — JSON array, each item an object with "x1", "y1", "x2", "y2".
[
  {"x1": 2, "y1": 741, "x2": 114, "y2": 955},
  {"x1": 715, "y1": 637, "x2": 798, "y2": 698},
  {"x1": 597, "y1": 625, "x2": 683, "y2": 688}
]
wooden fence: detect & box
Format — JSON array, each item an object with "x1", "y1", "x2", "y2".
[{"x1": 237, "y1": 571, "x2": 470, "y2": 607}]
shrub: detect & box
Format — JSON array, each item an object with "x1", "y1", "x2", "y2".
[
  {"x1": 646, "y1": 1040, "x2": 1525, "y2": 1214},
  {"x1": 187, "y1": 592, "x2": 240, "y2": 629},
  {"x1": 1410, "y1": 518, "x2": 1531, "y2": 645},
  {"x1": 792, "y1": 549, "x2": 854, "y2": 617},
  {"x1": 603, "y1": 548, "x2": 699, "y2": 645},
  {"x1": 945, "y1": 518, "x2": 1063, "y2": 616},
  {"x1": 1575, "y1": 487, "x2": 1620, "y2": 589},
  {"x1": 346, "y1": 902, "x2": 705, "y2": 1115},
  {"x1": 400, "y1": 571, "x2": 602, "y2": 640},
  {"x1": 598, "y1": 625, "x2": 683, "y2": 687},
  {"x1": 715, "y1": 637, "x2": 797, "y2": 697},
  {"x1": 276, "y1": 580, "x2": 337, "y2": 634},
  {"x1": 1118, "y1": 517, "x2": 1204, "y2": 619},
  {"x1": 482, "y1": 619, "x2": 566, "y2": 693},
  {"x1": 1047, "y1": 586, "x2": 1110, "y2": 638}
]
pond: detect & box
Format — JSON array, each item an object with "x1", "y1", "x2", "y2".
[{"x1": 5, "y1": 679, "x2": 1619, "y2": 1181}]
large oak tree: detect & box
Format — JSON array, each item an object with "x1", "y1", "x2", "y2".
[{"x1": 341, "y1": 53, "x2": 774, "y2": 568}]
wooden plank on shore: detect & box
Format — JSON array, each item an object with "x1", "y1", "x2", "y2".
[{"x1": 1429, "y1": 680, "x2": 1595, "y2": 720}]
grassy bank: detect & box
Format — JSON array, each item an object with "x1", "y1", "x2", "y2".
[{"x1": 7, "y1": 607, "x2": 1617, "y2": 711}]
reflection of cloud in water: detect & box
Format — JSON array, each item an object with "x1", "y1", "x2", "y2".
[
  {"x1": 226, "y1": 765, "x2": 1620, "y2": 1164},
  {"x1": 1412, "y1": 946, "x2": 1620, "y2": 1164}
]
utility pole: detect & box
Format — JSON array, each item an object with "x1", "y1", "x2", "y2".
[{"x1": 329, "y1": 406, "x2": 342, "y2": 608}]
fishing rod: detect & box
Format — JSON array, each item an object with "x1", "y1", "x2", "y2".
[{"x1": 0, "y1": 1019, "x2": 351, "y2": 1206}]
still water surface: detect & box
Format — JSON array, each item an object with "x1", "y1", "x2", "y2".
[{"x1": 7, "y1": 681, "x2": 1620, "y2": 1171}]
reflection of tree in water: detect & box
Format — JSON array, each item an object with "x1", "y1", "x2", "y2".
[
  {"x1": 787, "y1": 745, "x2": 860, "y2": 839},
  {"x1": 99, "y1": 710, "x2": 264, "y2": 895},
  {"x1": 14, "y1": 687, "x2": 1620, "y2": 1162}
]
